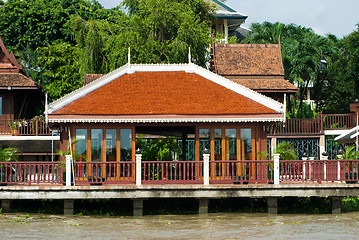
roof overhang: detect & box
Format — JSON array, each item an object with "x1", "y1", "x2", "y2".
[
  {"x1": 48, "y1": 114, "x2": 284, "y2": 124},
  {"x1": 335, "y1": 125, "x2": 359, "y2": 144}
]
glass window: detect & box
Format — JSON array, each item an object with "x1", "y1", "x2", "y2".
[
  {"x1": 214, "y1": 129, "x2": 222, "y2": 160},
  {"x1": 121, "y1": 129, "x2": 132, "y2": 161},
  {"x1": 91, "y1": 129, "x2": 103, "y2": 162},
  {"x1": 0, "y1": 97, "x2": 2, "y2": 116},
  {"x1": 225, "y1": 129, "x2": 237, "y2": 160},
  {"x1": 106, "y1": 129, "x2": 117, "y2": 161},
  {"x1": 199, "y1": 129, "x2": 210, "y2": 160},
  {"x1": 76, "y1": 129, "x2": 87, "y2": 160},
  {"x1": 241, "y1": 129, "x2": 252, "y2": 160}
]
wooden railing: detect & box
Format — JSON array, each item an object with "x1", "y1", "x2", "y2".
[
  {"x1": 269, "y1": 113, "x2": 356, "y2": 135},
  {"x1": 142, "y1": 161, "x2": 203, "y2": 184},
  {"x1": 279, "y1": 159, "x2": 359, "y2": 183},
  {"x1": 209, "y1": 160, "x2": 273, "y2": 184},
  {"x1": 74, "y1": 161, "x2": 135, "y2": 185},
  {"x1": 323, "y1": 113, "x2": 356, "y2": 130},
  {"x1": 1, "y1": 160, "x2": 358, "y2": 186},
  {"x1": 0, "y1": 117, "x2": 52, "y2": 136},
  {"x1": 0, "y1": 162, "x2": 63, "y2": 185}
]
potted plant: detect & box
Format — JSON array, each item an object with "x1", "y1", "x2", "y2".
[
  {"x1": 8, "y1": 119, "x2": 24, "y2": 135},
  {"x1": 339, "y1": 146, "x2": 359, "y2": 183},
  {"x1": 57, "y1": 138, "x2": 87, "y2": 184},
  {"x1": 0, "y1": 147, "x2": 20, "y2": 185}
]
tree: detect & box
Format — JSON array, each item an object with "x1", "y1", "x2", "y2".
[
  {"x1": 0, "y1": 0, "x2": 110, "y2": 51},
  {"x1": 36, "y1": 42, "x2": 82, "y2": 100},
  {"x1": 72, "y1": 0, "x2": 214, "y2": 73},
  {"x1": 244, "y1": 22, "x2": 335, "y2": 116}
]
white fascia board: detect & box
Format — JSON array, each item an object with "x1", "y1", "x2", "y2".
[
  {"x1": 47, "y1": 63, "x2": 283, "y2": 115},
  {"x1": 49, "y1": 117, "x2": 284, "y2": 124},
  {"x1": 334, "y1": 125, "x2": 359, "y2": 141}
]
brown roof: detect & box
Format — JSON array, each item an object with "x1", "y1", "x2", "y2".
[
  {"x1": 84, "y1": 74, "x2": 104, "y2": 85},
  {"x1": 0, "y1": 73, "x2": 38, "y2": 87},
  {"x1": 53, "y1": 71, "x2": 278, "y2": 116},
  {"x1": 213, "y1": 44, "x2": 285, "y2": 76},
  {"x1": 0, "y1": 36, "x2": 39, "y2": 89},
  {"x1": 230, "y1": 78, "x2": 298, "y2": 93}
]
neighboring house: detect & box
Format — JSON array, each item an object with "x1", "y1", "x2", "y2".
[
  {"x1": 207, "y1": 0, "x2": 248, "y2": 42},
  {"x1": 210, "y1": 43, "x2": 298, "y2": 104},
  {"x1": 0, "y1": 36, "x2": 58, "y2": 160},
  {"x1": 47, "y1": 62, "x2": 284, "y2": 165}
]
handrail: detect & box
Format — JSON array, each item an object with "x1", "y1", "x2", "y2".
[{"x1": 0, "y1": 117, "x2": 52, "y2": 136}]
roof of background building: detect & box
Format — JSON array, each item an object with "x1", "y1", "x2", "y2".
[
  {"x1": 213, "y1": 44, "x2": 285, "y2": 76},
  {"x1": 0, "y1": 36, "x2": 38, "y2": 89},
  {"x1": 230, "y1": 78, "x2": 298, "y2": 93}
]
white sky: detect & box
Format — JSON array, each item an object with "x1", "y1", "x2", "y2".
[{"x1": 97, "y1": 0, "x2": 358, "y2": 38}]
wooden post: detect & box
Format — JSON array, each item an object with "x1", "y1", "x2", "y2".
[
  {"x1": 135, "y1": 150, "x2": 142, "y2": 187},
  {"x1": 273, "y1": 153, "x2": 280, "y2": 185},
  {"x1": 35, "y1": 116, "x2": 39, "y2": 136},
  {"x1": 203, "y1": 149, "x2": 210, "y2": 185},
  {"x1": 65, "y1": 155, "x2": 72, "y2": 187}
]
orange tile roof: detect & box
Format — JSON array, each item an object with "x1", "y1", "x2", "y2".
[
  {"x1": 213, "y1": 44, "x2": 284, "y2": 76},
  {"x1": 52, "y1": 71, "x2": 278, "y2": 116}
]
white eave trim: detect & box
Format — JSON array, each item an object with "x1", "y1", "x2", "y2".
[
  {"x1": 49, "y1": 117, "x2": 284, "y2": 124},
  {"x1": 47, "y1": 63, "x2": 284, "y2": 115}
]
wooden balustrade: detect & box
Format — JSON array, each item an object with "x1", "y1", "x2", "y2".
[
  {"x1": 0, "y1": 162, "x2": 62, "y2": 185},
  {"x1": 268, "y1": 113, "x2": 356, "y2": 135},
  {"x1": 142, "y1": 161, "x2": 203, "y2": 184},
  {"x1": 1, "y1": 159, "x2": 359, "y2": 186},
  {"x1": 0, "y1": 117, "x2": 52, "y2": 136},
  {"x1": 323, "y1": 113, "x2": 356, "y2": 130}
]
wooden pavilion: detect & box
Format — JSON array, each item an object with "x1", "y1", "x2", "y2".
[{"x1": 48, "y1": 62, "x2": 284, "y2": 168}]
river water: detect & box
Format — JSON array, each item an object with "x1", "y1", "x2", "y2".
[{"x1": 1, "y1": 212, "x2": 359, "y2": 239}]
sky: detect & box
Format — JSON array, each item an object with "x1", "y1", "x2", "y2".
[{"x1": 97, "y1": 0, "x2": 359, "y2": 38}]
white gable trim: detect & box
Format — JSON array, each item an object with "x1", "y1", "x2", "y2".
[{"x1": 47, "y1": 63, "x2": 284, "y2": 114}]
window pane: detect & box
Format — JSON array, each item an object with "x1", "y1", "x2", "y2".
[
  {"x1": 106, "y1": 129, "x2": 117, "y2": 161},
  {"x1": 241, "y1": 129, "x2": 252, "y2": 160},
  {"x1": 199, "y1": 129, "x2": 210, "y2": 160},
  {"x1": 121, "y1": 129, "x2": 132, "y2": 161},
  {"x1": 76, "y1": 129, "x2": 87, "y2": 160},
  {"x1": 0, "y1": 97, "x2": 2, "y2": 116},
  {"x1": 225, "y1": 129, "x2": 237, "y2": 160},
  {"x1": 91, "y1": 129, "x2": 103, "y2": 162},
  {"x1": 214, "y1": 129, "x2": 222, "y2": 160}
]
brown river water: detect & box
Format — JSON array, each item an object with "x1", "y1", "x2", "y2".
[{"x1": 1, "y1": 212, "x2": 359, "y2": 239}]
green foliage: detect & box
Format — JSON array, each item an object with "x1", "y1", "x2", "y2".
[
  {"x1": 57, "y1": 138, "x2": 87, "y2": 168},
  {"x1": 339, "y1": 145, "x2": 359, "y2": 160},
  {"x1": 0, "y1": 0, "x2": 110, "y2": 51},
  {"x1": 136, "y1": 135, "x2": 182, "y2": 161},
  {"x1": 36, "y1": 42, "x2": 83, "y2": 100},
  {"x1": 273, "y1": 141, "x2": 297, "y2": 160},
  {"x1": 342, "y1": 197, "x2": 359, "y2": 212},
  {"x1": 0, "y1": 147, "x2": 21, "y2": 162}
]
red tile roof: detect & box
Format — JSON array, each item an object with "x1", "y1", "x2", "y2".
[
  {"x1": 52, "y1": 71, "x2": 278, "y2": 116},
  {"x1": 213, "y1": 44, "x2": 285, "y2": 76}
]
